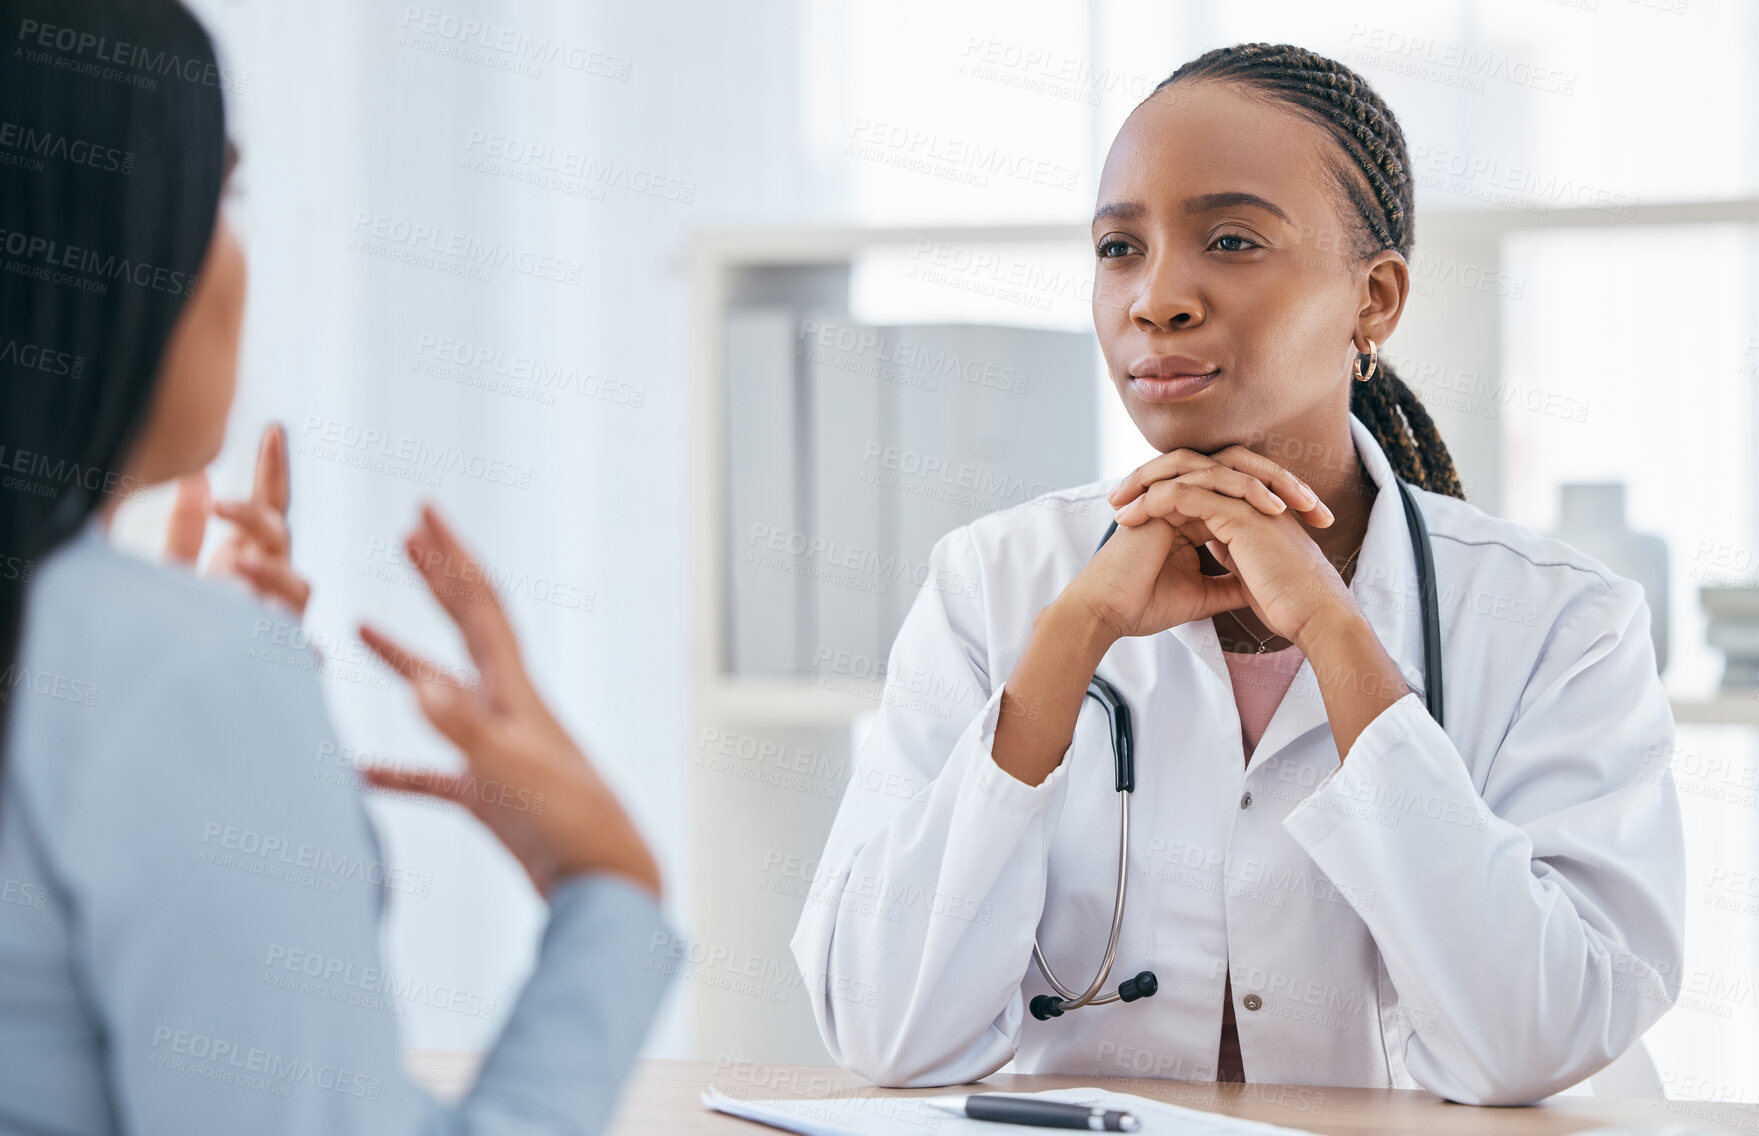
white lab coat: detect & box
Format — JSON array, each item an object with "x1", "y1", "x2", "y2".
[{"x1": 790, "y1": 413, "x2": 1684, "y2": 1105}]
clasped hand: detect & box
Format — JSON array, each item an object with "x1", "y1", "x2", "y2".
[{"x1": 1066, "y1": 446, "x2": 1358, "y2": 649}]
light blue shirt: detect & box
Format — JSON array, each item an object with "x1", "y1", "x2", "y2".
[{"x1": 0, "y1": 521, "x2": 673, "y2": 1133}]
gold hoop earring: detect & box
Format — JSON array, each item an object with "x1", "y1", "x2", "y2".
[{"x1": 1352, "y1": 339, "x2": 1379, "y2": 382}]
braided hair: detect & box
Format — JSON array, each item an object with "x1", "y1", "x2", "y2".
[{"x1": 1155, "y1": 43, "x2": 1466, "y2": 500}]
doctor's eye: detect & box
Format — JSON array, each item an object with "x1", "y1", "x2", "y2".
[
  {"x1": 1210, "y1": 232, "x2": 1261, "y2": 253},
  {"x1": 1096, "y1": 238, "x2": 1137, "y2": 260}
]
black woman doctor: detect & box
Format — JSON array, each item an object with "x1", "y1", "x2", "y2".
[{"x1": 790, "y1": 42, "x2": 1684, "y2": 1105}]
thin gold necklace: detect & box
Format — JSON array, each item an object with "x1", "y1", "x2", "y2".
[{"x1": 1221, "y1": 540, "x2": 1363, "y2": 655}]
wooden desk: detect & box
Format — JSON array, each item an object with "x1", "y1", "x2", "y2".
[{"x1": 405, "y1": 1054, "x2": 1759, "y2": 1134}]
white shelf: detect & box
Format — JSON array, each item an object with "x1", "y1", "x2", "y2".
[
  {"x1": 702, "y1": 677, "x2": 878, "y2": 724},
  {"x1": 699, "y1": 682, "x2": 1759, "y2": 730},
  {"x1": 1669, "y1": 696, "x2": 1759, "y2": 727}
]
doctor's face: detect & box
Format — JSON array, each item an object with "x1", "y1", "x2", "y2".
[{"x1": 1091, "y1": 80, "x2": 1380, "y2": 456}]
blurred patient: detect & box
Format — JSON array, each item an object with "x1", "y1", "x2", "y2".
[{"x1": 0, "y1": 1, "x2": 670, "y2": 1131}]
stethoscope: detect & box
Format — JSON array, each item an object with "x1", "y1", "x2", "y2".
[{"x1": 1029, "y1": 475, "x2": 1444, "y2": 1021}]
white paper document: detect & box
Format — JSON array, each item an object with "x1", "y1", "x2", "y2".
[{"x1": 701, "y1": 1085, "x2": 1325, "y2": 1136}]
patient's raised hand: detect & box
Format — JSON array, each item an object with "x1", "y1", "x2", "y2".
[
  {"x1": 165, "y1": 422, "x2": 311, "y2": 617},
  {"x1": 357, "y1": 504, "x2": 662, "y2": 900}
]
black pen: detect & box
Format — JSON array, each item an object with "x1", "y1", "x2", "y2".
[{"x1": 940, "y1": 1093, "x2": 1141, "y2": 1132}]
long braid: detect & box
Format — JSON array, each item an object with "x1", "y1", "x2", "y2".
[{"x1": 1156, "y1": 44, "x2": 1466, "y2": 500}]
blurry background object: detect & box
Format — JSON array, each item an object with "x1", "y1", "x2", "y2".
[
  {"x1": 1546, "y1": 482, "x2": 1669, "y2": 672},
  {"x1": 1702, "y1": 586, "x2": 1759, "y2": 691},
  {"x1": 724, "y1": 272, "x2": 1097, "y2": 678}
]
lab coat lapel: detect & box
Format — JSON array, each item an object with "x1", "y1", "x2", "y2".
[
  {"x1": 1223, "y1": 415, "x2": 1429, "y2": 775},
  {"x1": 1166, "y1": 581, "x2": 1241, "y2": 765},
  {"x1": 1168, "y1": 607, "x2": 1227, "y2": 679}
]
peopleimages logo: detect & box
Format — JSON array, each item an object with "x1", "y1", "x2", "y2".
[
  {"x1": 0, "y1": 443, "x2": 145, "y2": 500},
  {"x1": 148, "y1": 1027, "x2": 381, "y2": 1099},
  {"x1": 0, "y1": 662, "x2": 98, "y2": 708},
  {"x1": 0, "y1": 122, "x2": 133, "y2": 174},
  {"x1": 845, "y1": 117, "x2": 1080, "y2": 192},
  {"x1": 349, "y1": 212, "x2": 584, "y2": 285},
  {"x1": 397, "y1": 7, "x2": 632, "y2": 81},
  {"x1": 197, "y1": 821, "x2": 434, "y2": 897},
  {"x1": 0, "y1": 334, "x2": 83, "y2": 377},
  {"x1": 14, "y1": 18, "x2": 249, "y2": 91},
  {"x1": 0, "y1": 226, "x2": 197, "y2": 296},
  {"x1": 298, "y1": 414, "x2": 535, "y2": 489}
]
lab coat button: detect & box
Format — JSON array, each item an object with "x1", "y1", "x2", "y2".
[
  {"x1": 1239, "y1": 791, "x2": 1252, "y2": 809},
  {"x1": 1243, "y1": 994, "x2": 1263, "y2": 1011}
]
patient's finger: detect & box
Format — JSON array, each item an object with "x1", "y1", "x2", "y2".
[
  {"x1": 404, "y1": 505, "x2": 523, "y2": 679},
  {"x1": 413, "y1": 676, "x2": 498, "y2": 754},
  {"x1": 214, "y1": 499, "x2": 291, "y2": 557},
  {"x1": 165, "y1": 473, "x2": 210, "y2": 565},
  {"x1": 358, "y1": 623, "x2": 470, "y2": 689},
  {"x1": 361, "y1": 764, "x2": 467, "y2": 805},
  {"x1": 251, "y1": 422, "x2": 292, "y2": 513},
  {"x1": 234, "y1": 551, "x2": 311, "y2": 616}
]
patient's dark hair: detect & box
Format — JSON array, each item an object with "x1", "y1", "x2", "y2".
[
  {"x1": 1155, "y1": 43, "x2": 1467, "y2": 501},
  {"x1": 0, "y1": 0, "x2": 229, "y2": 751}
]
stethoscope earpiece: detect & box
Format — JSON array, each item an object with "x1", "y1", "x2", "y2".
[
  {"x1": 1118, "y1": 970, "x2": 1158, "y2": 1002},
  {"x1": 1029, "y1": 971, "x2": 1159, "y2": 1021}
]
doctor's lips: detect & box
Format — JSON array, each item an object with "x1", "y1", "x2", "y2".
[{"x1": 1128, "y1": 355, "x2": 1221, "y2": 403}]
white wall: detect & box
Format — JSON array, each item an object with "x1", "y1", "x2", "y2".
[{"x1": 130, "y1": 0, "x2": 826, "y2": 1057}]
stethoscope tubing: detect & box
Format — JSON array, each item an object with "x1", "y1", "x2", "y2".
[
  {"x1": 1031, "y1": 475, "x2": 1441, "y2": 1020},
  {"x1": 1031, "y1": 746, "x2": 1133, "y2": 1009}
]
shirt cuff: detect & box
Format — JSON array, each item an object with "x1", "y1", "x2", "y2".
[
  {"x1": 966, "y1": 680, "x2": 1074, "y2": 814},
  {"x1": 1282, "y1": 689, "x2": 1431, "y2": 848},
  {"x1": 546, "y1": 871, "x2": 667, "y2": 937},
  {"x1": 466, "y1": 872, "x2": 673, "y2": 1131}
]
